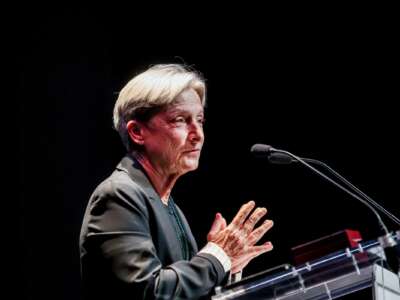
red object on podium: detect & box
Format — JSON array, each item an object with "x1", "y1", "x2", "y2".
[{"x1": 291, "y1": 229, "x2": 363, "y2": 265}]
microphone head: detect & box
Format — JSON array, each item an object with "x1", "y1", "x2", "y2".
[{"x1": 250, "y1": 144, "x2": 274, "y2": 157}]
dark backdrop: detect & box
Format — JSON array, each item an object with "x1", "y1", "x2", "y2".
[{"x1": 19, "y1": 8, "x2": 399, "y2": 300}]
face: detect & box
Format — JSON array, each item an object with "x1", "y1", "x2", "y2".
[{"x1": 140, "y1": 88, "x2": 205, "y2": 176}]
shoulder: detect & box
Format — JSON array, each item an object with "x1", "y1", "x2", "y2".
[
  {"x1": 89, "y1": 170, "x2": 150, "y2": 213},
  {"x1": 95, "y1": 170, "x2": 143, "y2": 196}
]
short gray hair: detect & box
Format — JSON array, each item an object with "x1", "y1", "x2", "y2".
[{"x1": 113, "y1": 64, "x2": 206, "y2": 152}]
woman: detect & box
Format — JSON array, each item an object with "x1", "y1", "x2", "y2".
[{"x1": 80, "y1": 64, "x2": 274, "y2": 299}]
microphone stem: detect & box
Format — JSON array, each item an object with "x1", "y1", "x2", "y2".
[
  {"x1": 303, "y1": 158, "x2": 400, "y2": 228},
  {"x1": 278, "y1": 150, "x2": 390, "y2": 235}
]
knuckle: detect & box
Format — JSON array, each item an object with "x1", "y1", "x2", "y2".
[
  {"x1": 253, "y1": 227, "x2": 264, "y2": 236},
  {"x1": 249, "y1": 215, "x2": 257, "y2": 223}
]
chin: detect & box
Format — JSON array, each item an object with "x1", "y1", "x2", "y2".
[{"x1": 181, "y1": 160, "x2": 199, "y2": 173}]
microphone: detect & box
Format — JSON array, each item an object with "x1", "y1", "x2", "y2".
[
  {"x1": 251, "y1": 144, "x2": 400, "y2": 236},
  {"x1": 250, "y1": 144, "x2": 276, "y2": 157}
]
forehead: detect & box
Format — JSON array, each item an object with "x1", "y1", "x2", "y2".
[{"x1": 164, "y1": 89, "x2": 204, "y2": 114}]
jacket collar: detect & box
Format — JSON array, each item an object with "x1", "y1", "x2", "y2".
[{"x1": 116, "y1": 153, "x2": 160, "y2": 201}]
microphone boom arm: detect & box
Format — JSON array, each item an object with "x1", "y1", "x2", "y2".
[
  {"x1": 301, "y1": 157, "x2": 400, "y2": 228},
  {"x1": 275, "y1": 149, "x2": 393, "y2": 235}
]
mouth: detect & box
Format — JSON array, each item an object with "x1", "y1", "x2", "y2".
[{"x1": 183, "y1": 149, "x2": 201, "y2": 154}]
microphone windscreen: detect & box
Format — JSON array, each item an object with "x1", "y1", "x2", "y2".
[{"x1": 250, "y1": 144, "x2": 273, "y2": 157}]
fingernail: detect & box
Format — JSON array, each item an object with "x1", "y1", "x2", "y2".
[
  {"x1": 248, "y1": 200, "x2": 255, "y2": 206},
  {"x1": 264, "y1": 220, "x2": 273, "y2": 225},
  {"x1": 216, "y1": 213, "x2": 221, "y2": 218}
]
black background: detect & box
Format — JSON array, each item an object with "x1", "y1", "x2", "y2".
[{"x1": 19, "y1": 7, "x2": 399, "y2": 300}]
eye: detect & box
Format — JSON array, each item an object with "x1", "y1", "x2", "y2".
[
  {"x1": 172, "y1": 116, "x2": 186, "y2": 124},
  {"x1": 197, "y1": 117, "x2": 205, "y2": 126}
]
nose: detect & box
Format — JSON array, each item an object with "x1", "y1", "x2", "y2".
[{"x1": 188, "y1": 120, "x2": 204, "y2": 144}]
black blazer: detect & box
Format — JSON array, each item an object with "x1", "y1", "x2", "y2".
[{"x1": 80, "y1": 155, "x2": 226, "y2": 300}]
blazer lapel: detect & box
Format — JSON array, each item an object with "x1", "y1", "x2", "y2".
[{"x1": 116, "y1": 154, "x2": 185, "y2": 262}]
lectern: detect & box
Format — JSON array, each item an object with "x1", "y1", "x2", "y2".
[{"x1": 212, "y1": 231, "x2": 400, "y2": 299}]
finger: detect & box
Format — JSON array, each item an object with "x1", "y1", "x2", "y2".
[
  {"x1": 242, "y1": 207, "x2": 267, "y2": 234},
  {"x1": 231, "y1": 242, "x2": 273, "y2": 273},
  {"x1": 230, "y1": 201, "x2": 255, "y2": 229},
  {"x1": 207, "y1": 213, "x2": 224, "y2": 240},
  {"x1": 247, "y1": 241, "x2": 274, "y2": 256},
  {"x1": 234, "y1": 246, "x2": 266, "y2": 266},
  {"x1": 248, "y1": 220, "x2": 274, "y2": 245}
]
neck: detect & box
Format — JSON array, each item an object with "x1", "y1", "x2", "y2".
[{"x1": 133, "y1": 152, "x2": 179, "y2": 205}]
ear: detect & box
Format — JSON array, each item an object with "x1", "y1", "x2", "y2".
[{"x1": 126, "y1": 120, "x2": 145, "y2": 145}]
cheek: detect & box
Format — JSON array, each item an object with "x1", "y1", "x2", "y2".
[
  {"x1": 163, "y1": 133, "x2": 186, "y2": 156},
  {"x1": 170, "y1": 131, "x2": 188, "y2": 148}
]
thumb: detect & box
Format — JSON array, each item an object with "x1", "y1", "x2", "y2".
[
  {"x1": 220, "y1": 216, "x2": 227, "y2": 230},
  {"x1": 207, "y1": 213, "x2": 224, "y2": 241}
]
